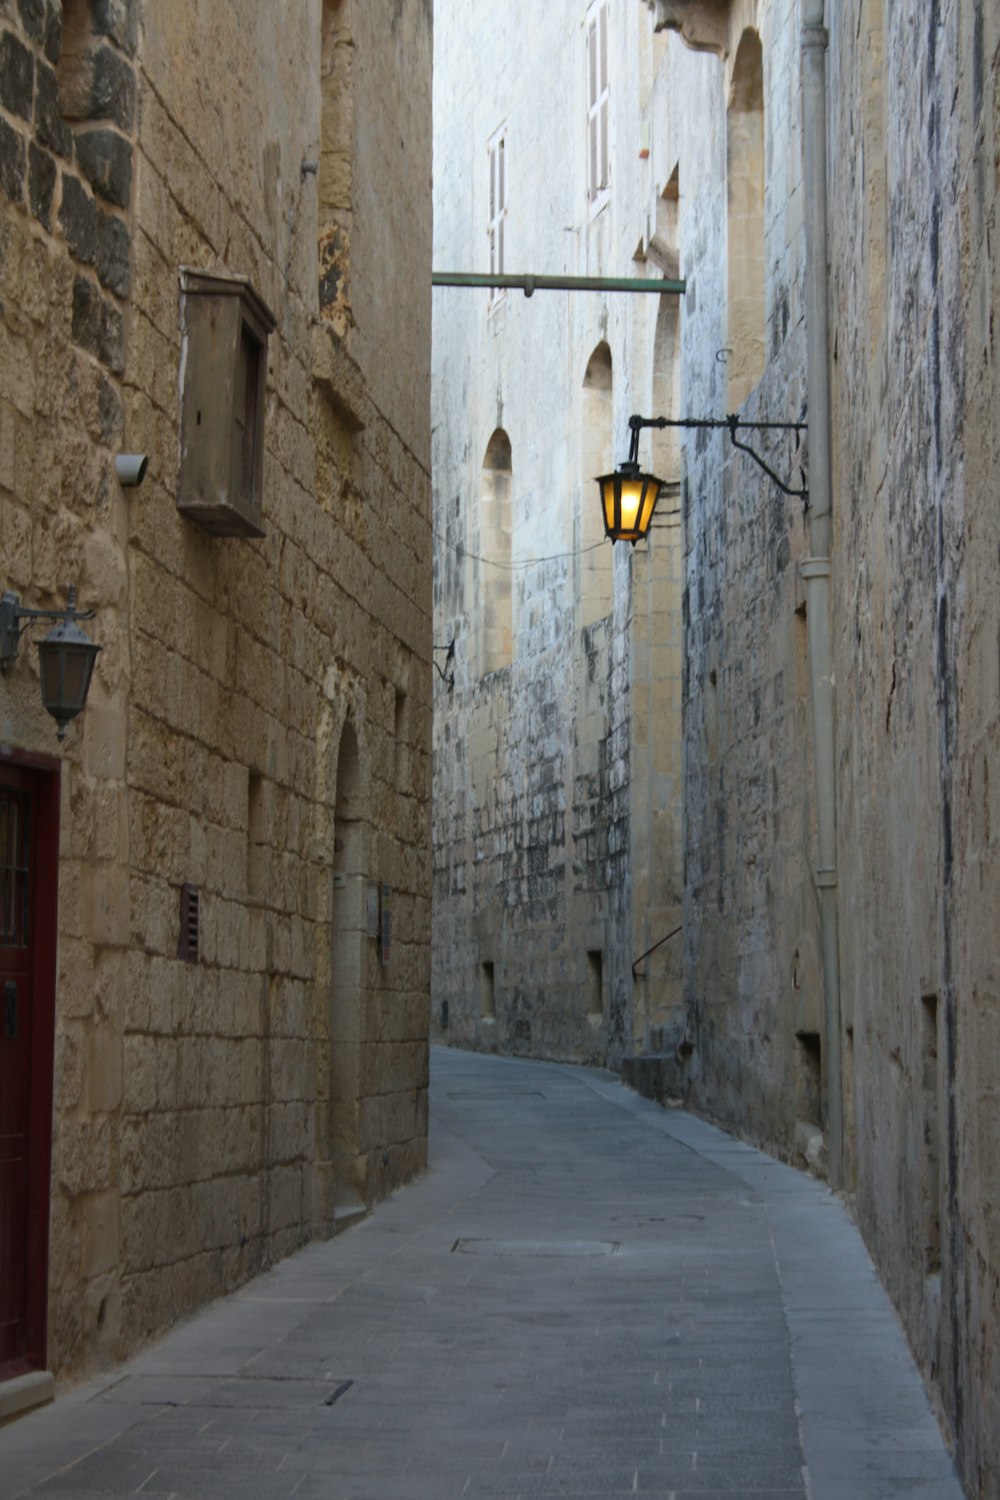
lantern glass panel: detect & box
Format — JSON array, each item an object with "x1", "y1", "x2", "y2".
[{"x1": 37, "y1": 623, "x2": 101, "y2": 737}]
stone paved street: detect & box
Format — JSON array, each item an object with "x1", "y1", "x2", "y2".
[{"x1": 1, "y1": 1049, "x2": 964, "y2": 1500}]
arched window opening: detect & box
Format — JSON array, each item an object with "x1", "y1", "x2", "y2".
[
  {"x1": 726, "y1": 29, "x2": 765, "y2": 409},
  {"x1": 579, "y1": 342, "x2": 613, "y2": 627},
  {"x1": 477, "y1": 429, "x2": 513, "y2": 675},
  {"x1": 319, "y1": 0, "x2": 354, "y2": 337}
]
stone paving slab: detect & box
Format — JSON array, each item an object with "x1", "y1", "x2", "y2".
[{"x1": 0, "y1": 1048, "x2": 965, "y2": 1500}]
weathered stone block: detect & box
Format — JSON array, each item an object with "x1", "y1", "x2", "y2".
[
  {"x1": 59, "y1": 172, "x2": 96, "y2": 262},
  {"x1": 15, "y1": 0, "x2": 45, "y2": 46},
  {"x1": 34, "y1": 60, "x2": 72, "y2": 158},
  {"x1": 75, "y1": 126, "x2": 131, "y2": 208},
  {"x1": 71, "y1": 273, "x2": 124, "y2": 371},
  {"x1": 92, "y1": 0, "x2": 137, "y2": 56},
  {"x1": 0, "y1": 28, "x2": 33, "y2": 120},
  {"x1": 95, "y1": 208, "x2": 129, "y2": 295},
  {"x1": 0, "y1": 113, "x2": 24, "y2": 203},
  {"x1": 89, "y1": 43, "x2": 135, "y2": 131},
  {"x1": 78, "y1": 1192, "x2": 117, "y2": 1281},
  {"x1": 40, "y1": 0, "x2": 59, "y2": 62},
  {"x1": 28, "y1": 139, "x2": 55, "y2": 225}
]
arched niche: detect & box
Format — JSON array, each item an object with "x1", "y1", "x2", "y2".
[
  {"x1": 328, "y1": 716, "x2": 366, "y2": 1197},
  {"x1": 579, "y1": 343, "x2": 614, "y2": 627},
  {"x1": 477, "y1": 429, "x2": 513, "y2": 675},
  {"x1": 726, "y1": 28, "x2": 765, "y2": 409}
]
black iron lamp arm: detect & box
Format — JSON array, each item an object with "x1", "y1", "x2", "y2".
[
  {"x1": 0, "y1": 585, "x2": 94, "y2": 665},
  {"x1": 627, "y1": 413, "x2": 809, "y2": 500},
  {"x1": 433, "y1": 637, "x2": 456, "y2": 692}
]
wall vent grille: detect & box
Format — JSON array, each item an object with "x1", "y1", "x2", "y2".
[{"x1": 178, "y1": 883, "x2": 200, "y2": 963}]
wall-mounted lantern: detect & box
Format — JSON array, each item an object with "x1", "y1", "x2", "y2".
[
  {"x1": 0, "y1": 585, "x2": 101, "y2": 740},
  {"x1": 596, "y1": 416, "x2": 664, "y2": 544},
  {"x1": 597, "y1": 412, "x2": 809, "y2": 544}
]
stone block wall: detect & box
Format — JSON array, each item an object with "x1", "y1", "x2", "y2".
[
  {"x1": 431, "y1": 0, "x2": 687, "y2": 1068},
  {"x1": 639, "y1": 0, "x2": 818, "y2": 1156},
  {"x1": 647, "y1": 0, "x2": 999, "y2": 1488},
  {"x1": 828, "y1": 1, "x2": 999, "y2": 1490},
  {"x1": 0, "y1": 0, "x2": 432, "y2": 1385}
]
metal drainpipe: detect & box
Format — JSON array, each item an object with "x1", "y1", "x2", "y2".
[{"x1": 800, "y1": 0, "x2": 843, "y2": 1187}]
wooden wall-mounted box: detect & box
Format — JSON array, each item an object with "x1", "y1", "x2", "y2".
[{"x1": 177, "y1": 268, "x2": 277, "y2": 539}]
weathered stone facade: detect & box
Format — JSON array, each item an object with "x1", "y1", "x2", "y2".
[
  {"x1": 435, "y1": 0, "x2": 998, "y2": 1491},
  {"x1": 647, "y1": 0, "x2": 998, "y2": 1492},
  {"x1": 0, "y1": 0, "x2": 432, "y2": 1396},
  {"x1": 432, "y1": 0, "x2": 685, "y2": 1068}
]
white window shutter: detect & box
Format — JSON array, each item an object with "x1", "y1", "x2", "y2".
[
  {"x1": 487, "y1": 127, "x2": 507, "y2": 302},
  {"x1": 589, "y1": 115, "x2": 598, "y2": 200},
  {"x1": 587, "y1": 2, "x2": 610, "y2": 204}
]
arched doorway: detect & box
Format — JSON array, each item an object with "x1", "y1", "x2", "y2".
[{"x1": 328, "y1": 719, "x2": 366, "y2": 1199}]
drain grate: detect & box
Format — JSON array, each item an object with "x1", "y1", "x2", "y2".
[{"x1": 451, "y1": 1238, "x2": 620, "y2": 1257}]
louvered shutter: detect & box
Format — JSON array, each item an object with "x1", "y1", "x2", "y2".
[
  {"x1": 498, "y1": 137, "x2": 505, "y2": 275},
  {"x1": 587, "y1": 15, "x2": 599, "y2": 200},
  {"x1": 488, "y1": 141, "x2": 497, "y2": 277},
  {"x1": 587, "y1": 2, "x2": 610, "y2": 203},
  {"x1": 598, "y1": 2, "x2": 609, "y2": 191},
  {"x1": 488, "y1": 129, "x2": 507, "y2": 299}
]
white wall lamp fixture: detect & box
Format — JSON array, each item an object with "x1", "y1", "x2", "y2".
[{"x1": 0, "y1": 585, "x2": 102, "y2": 740}]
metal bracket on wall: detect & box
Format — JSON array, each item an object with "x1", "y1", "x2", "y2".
[
  {"x1": 628, "y1": 412, "x2": 809, "y2": 501},
  {"x1": 632, "y1": 924, "x2": 683, "y2": 982},
  {"x1": 433, "y1": 639, "x2": 456, "y2": 692}
]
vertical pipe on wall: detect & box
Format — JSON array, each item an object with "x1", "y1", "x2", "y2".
[{"x1": 800, "y1": 0, "x2": 843, "y2": 1186}]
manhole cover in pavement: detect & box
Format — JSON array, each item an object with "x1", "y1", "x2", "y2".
[{"x1": 451, "y1": 1238, "x2": 621, "y2": 1257}]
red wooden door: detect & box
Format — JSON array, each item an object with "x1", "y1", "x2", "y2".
[{"x1": 0, "y1": 760, "x2": 57, "y2": 1377}]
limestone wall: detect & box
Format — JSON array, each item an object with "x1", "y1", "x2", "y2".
[
  {"x1": 646, "y1": 0, "x2": 999, "y2": 1487},
  {"x1": 431, "y1": 0, "x2": 686, "y2": 1066},
  {"x1": 648, "y1": 0, "x2": 819, "y2": 1159},
  {"x1": 0, "y1": 0, "x2": 431, "y2": 1384},
  {"x1": 828, "y1": 1, "x2": 999, "y2": 1489}
]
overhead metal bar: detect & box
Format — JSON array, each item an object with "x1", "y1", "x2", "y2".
[{"x1": 432, "y1": 271, "x2": 685, "y2": 297}]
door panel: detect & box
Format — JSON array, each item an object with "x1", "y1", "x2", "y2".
[
  {"x1": 0, "y1": 759, "x2": 57, "y2": 1379},
  {"x1": 0, "y1": 778, "x2": 34, "y2": 1366}
]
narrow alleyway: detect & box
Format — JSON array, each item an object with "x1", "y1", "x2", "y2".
[{"x1": 2, "y1": 1050, "x2": 962, "y2": 1500}]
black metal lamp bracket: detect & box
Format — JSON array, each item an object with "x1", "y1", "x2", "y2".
[
  {"x1": 0, "y1": 585, "x2": 95, "y2": 669},
  {"x1": 628, "y1": 413, "x2": 808, "y2": 501},
  {"x1": 433, "y1": 638, "x2": 456, "y2": 692}
]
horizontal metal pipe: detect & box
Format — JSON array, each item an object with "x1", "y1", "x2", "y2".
[
  {"x1": 633, "y1": 414, "x2": 806, "y2": 432},
  {"x1": 432, "y1": 271, "x2": 685, "y2": 296}
]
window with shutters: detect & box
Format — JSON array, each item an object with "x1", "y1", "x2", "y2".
[
  {"x1": 487, "y1": 125, "x2": 507, "y2": 308},
  {"x1": 587, "y1": 0, "x2": 610, "y2": 212}
]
